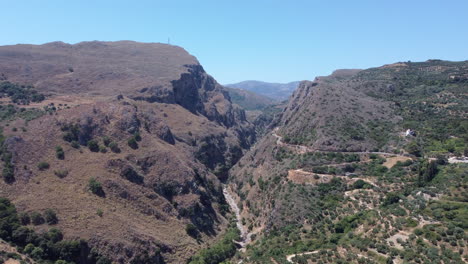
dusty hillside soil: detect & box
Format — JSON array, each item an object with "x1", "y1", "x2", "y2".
[
  {"x1": 0, "y1": 41, "x2": 196, "y2": 97},
  {"x1": 383, "y1": 156, "x2": 412, "y2": 168},
  {"x1": 0, "y1": 41, "x2": 255, "y2": 263}
]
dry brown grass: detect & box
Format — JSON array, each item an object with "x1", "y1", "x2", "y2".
[{"x1": 382, "y1": 156, "x2": 412, "y2": 168}]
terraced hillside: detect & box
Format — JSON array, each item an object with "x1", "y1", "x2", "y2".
[{"x1": 228, "y1": 60, "x2": 467, "y2": 264}]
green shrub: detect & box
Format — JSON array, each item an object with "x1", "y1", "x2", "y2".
[
  {"x1": 55, "y1": 146, "x2": 64, "y2": 160},
  {"x1": 19, "y1": 212, "x2": 30, "y2": 225},
  {"x1": 383, "y1": 192, "x2": 401, "y2": 206},
  {"x1": 71, "y1": 141, "x2": 80, "y2": 149},
  {"x1": 88, "y1": 178, "x2": 104, "y2": 196},
  {"x1": 44, "y1": 209, "x2": 58, "y2": 225},
  {"x1": 102, "y1": 136, "x2": 111, "y2": 147},
  {"x1": 109, "y1": 142, "x2": 120, "y2": 153},
  {"x1": 185, "y1": 223, "x2": 198, "y2": 238},
  {"x1": 121, "y1": 167, "x2": 144, "y2": 184},
  {"x1": 87, "y1": 140, "x2": 99, "y2": 152},
  {"x1": 23, "y1": 243, "x2": 35, "y2": 254},
  {"x1": 37, "y1": 162, "x2": 50, "y2": 171},
  {"x1": 30, "y1": 247, "x2": 44, "y2": 260},
  {"x1": 2, "y1": 163, "x2": 14, "y2": 183},
  {"x1": 352, "y1": 179, "x2": 370, "y2": 189},
  {"x1": 54, "y1": 169, "x2": 68, "y2": 178},
  {"x1": 406, "y1": 141, "x2": 422, "y2": 157},
  {"x1": 127, "y1": 137, "x2": 138, "y2": 149},
  {"x1": 30, "y1": 212, "x2": 45, "y2": 225},
  {"x1": 134, "y1": 132, "x2": 142, "y2": 142}
]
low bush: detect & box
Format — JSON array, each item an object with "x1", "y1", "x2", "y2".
[
  {"x1": 55, "y1": 146, "x2": 65, "y2": 160},
  {"x1": 30, "y1": 211, "x2": 44, "y2": 225},
  {"x1": 87, "y1": 140, "x2": 100, "y2": 152},
  {"x1": 88, "y1": 178, "x2": 104, "y2": 197},
  {"x1": 37, "y1": 162, "x2": 50, "y2": 171},
  {"x1": 44, "y1": 209, "x2": 58, "y2": 225},
  {"x1": 127, "y1": 137, "x2": 138, "y2": 149}
]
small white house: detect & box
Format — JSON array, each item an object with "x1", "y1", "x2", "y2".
[{"x1": 405, "y1": 129, "x2": 416, "y2": 137}]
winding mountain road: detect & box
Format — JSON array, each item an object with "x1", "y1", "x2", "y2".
[
  {"x1": 272, "y1": 127, "x2": 403, "y2": 156},
  {"x1": 286, "y1": 250, "x2": 319, "y2": 263}
]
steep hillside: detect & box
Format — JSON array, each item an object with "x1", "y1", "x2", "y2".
[
  {"x1": 0, "y1": 41, "x2": 255, "y2": 264},
  {"x1": 225, "y1": 87, "x2": 276, "y2": 111},
  {"x1": 226, "y1": 80, "x2": 300, "y2": 101},
  {"x1": 228, "y1": 60, "x2": 467, "y2": 263}
]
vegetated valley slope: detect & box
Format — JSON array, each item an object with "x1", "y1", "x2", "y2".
[
  {"x1": 224, "y1": 87, "x2": 277, "y2": 112},
  {"x1": 225, "y1": 80, "x2": 300, "y2": 101},
  {"x1": 0, "y1": 41, "x2": 255, "y2": 263},
  {"x1": 229, "y1": 60, "x2": 468, "y2": 263},
  {"x1": 225, "y1": 87, "x2": 285, "y2": 138}
]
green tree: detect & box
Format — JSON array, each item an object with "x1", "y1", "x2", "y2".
[
  {"x1": 44, "y1": 209, "x2": 58, "y2": 225},
  {"x1": 2, "y1": 164, "x2": 14, "y2": 183},
  {"x1": 383, "y1": 192, "x2": 400, "y2": 206},
  {"x1": 19, "y1": 212, "x2": 30, "y2": 225},
  {"x1": 87, "y1": 140, "x2": 100, "y2": 152},
  {"x1": 31, "y1": 212, "x2": 45, "y2": 225},
  {"x1": 418, "y1": 159, "x2": 438, "y2": 186},
  {"x1": 405, "y1": 141, "x2": 422, "y2": 157},
  {"x1": 30, "y1": 247, "x2": 44, "y2": 259}
]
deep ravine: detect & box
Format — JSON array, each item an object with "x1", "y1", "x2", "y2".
[{"x1": 223, "y1": 186, "x2": 251, "y2": 249}]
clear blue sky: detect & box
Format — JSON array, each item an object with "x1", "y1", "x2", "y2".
[{"x1": 1, "y1": 0, "x2": 467, "y2": 83}]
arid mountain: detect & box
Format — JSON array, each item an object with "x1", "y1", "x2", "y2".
[
  {"x1": 225, "y1": 80, "x2": 300, "y2": 101},
  {"x1": 0, "y1": 41, "x2": 255, "y2": 263},
  {"x1": 228, "y1": 60, "x2": 467, "y2": 263}
]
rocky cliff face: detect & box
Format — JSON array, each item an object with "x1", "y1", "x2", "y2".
[{"x1": 0, "y1": 41, "x2": 255, "y2": 263}]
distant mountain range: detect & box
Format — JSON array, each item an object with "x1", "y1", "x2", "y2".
[{"x1": 225, "y1": 80, "x2": 300, "y2": 101}]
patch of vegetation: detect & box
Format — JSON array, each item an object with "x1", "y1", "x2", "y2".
[
  {"x1": 2, "y1": 149, "x2": 15, "y2": 183},
  {"x1": 0, "y1": 81, "x2": 45, "y2": 104},
  {"x1": 37, "y1": 161, "x2": 50, "y2": 171},
  {"x1": 189, "y1": 222, "x2": 240, "y2": 264},
  {"x1": 185, "y1": 223, "x2": 199, "y2": 238},
  {"x1": 30, "y1": 211, "x2": 45, "y2": 225},
  {"x1": 120, "y1": 167, "x2": 144, "y2": 184},
  {"x1": 127, "y1": 137, "x2": 138, "y2": 149},
  {"x1": 55, "y1": 145, "x2": 65, "y2": 160},
  {"x1": 87, "y1": 140, "x2": 100, "y2": 152},
  {"x1": 44, "y1": 209, "x2": 58, "y2": 225},
  {"x1": 108, "y1": 141, "x2": 120, "y2": 153},
  {"x1": 0, "y1": 197, "x2": 110, "y2": 263},
  {"x1": 88, "y1": 178, "x2": 104, "y2": 197},
  {"x1": 54, "y1": 169, "x2": 69, "y2": 178}
]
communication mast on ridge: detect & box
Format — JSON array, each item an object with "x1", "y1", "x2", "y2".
[{"x1": 168, "y1": 38, "x2": 170, "y2": 45}]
